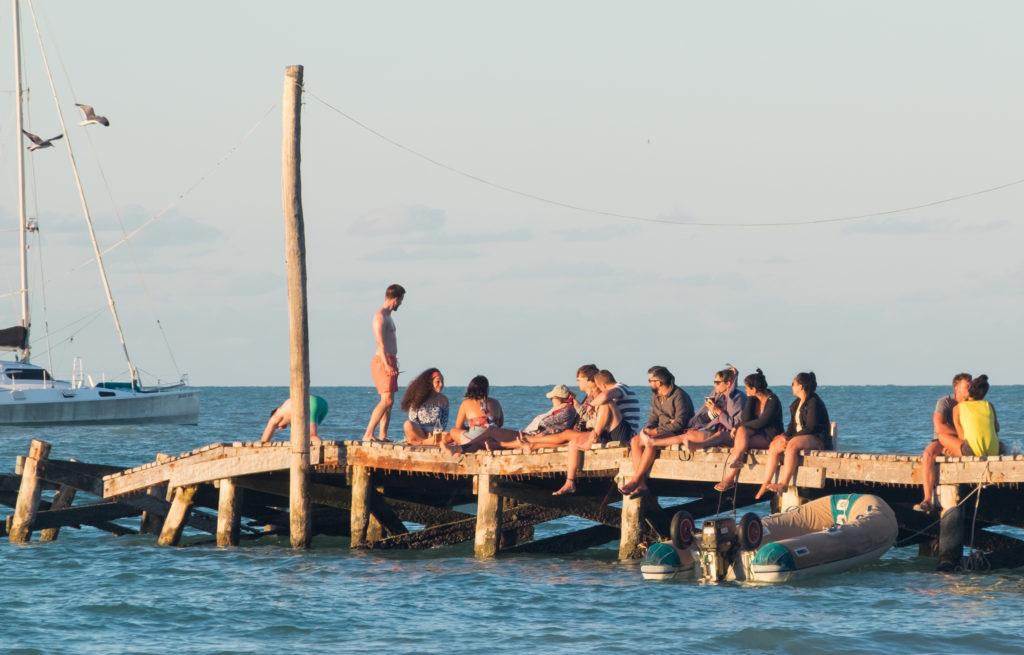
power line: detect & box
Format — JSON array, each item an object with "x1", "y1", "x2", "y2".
[{"x1": 304, "y1": 87, "x2": 1024, "y2": 229}]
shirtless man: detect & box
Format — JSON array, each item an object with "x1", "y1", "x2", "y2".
[
  {"x1": 363, "y1": 284, "x2": 405, "y2": 442},
  {"x1": 260, "y1": 395, "x2": 328, "y2": 444}
]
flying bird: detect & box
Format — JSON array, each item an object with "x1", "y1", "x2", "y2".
[
  {"x1": 22, "y1": 130, "x2": 64, "y2": 151},
  {"x1": 75, "y1": 103, "x2": 110, "y2": 127}
]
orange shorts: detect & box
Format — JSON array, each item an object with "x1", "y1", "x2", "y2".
[{"x1": 371, "y1": 355, "x2": 398, "y2": 394}]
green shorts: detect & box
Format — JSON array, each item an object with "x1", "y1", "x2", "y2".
[{"x1": 309, "y1": 395, "x2": 328, "y2": 425}]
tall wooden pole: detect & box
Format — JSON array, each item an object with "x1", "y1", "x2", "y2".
[{"x1": 282, "y1": 64, "x2": 311, "y2": 549}]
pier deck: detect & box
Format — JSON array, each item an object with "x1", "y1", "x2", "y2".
[{"x1": 4, "y1": 439, "x2": 1023, "y2": 570}]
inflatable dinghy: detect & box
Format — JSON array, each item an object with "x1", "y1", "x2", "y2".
[{"x1": 640, "y1": 493, "x2": 898, "y2": 583}]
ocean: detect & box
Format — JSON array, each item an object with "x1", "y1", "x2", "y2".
[{"x1": 1, "y1": 385, "x2": 1022, "y2": 654}]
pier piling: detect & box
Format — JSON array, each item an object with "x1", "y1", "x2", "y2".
[
  {"x1": 281, "y1": 63, "x2": 311, "y2": 550},
  {"x1": 474, "y1": 474, "x2": 503, "y2": 558},
  {"x1": 349, "y1": 465, "x2": 371, "y2": 548},
  {"x1": 9, "y1": 439, "x2": 50, "y2": 543},
  {"x1": 158, "y1": 485, "x2": 198, "y2": 546},
  {"x1": 937, "y1": 484, "x2": 964, "y2": 571},
  {"x1": 216, "y1": 478, "x2": 242, "y2": 547}
]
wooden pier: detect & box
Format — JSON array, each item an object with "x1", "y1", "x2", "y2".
[{"x1": 3, "y1": 438, "x2": 1023, "y2": 571}]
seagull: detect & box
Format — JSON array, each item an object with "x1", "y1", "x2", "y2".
[
  {"x1": 75, "y1": 103, "x2": 110, "y2": 127},
  {"x1": 22, "y1": 130, "x2": 64, "y2": 151}
]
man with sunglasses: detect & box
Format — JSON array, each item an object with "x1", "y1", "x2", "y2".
[{"x1": 619, "y1": 365, "x2": 741, "y2": 496}]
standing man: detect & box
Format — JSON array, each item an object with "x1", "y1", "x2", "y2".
[{"x1": 363, "y1": 284, "x2": 405, "y2": 442}]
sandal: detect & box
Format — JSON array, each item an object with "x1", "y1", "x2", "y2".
[
  {"x1": 552, "y1": 481, "x2": 576, "y2": 496},
  {"x1": 714, "y1": 480, "x2": 736, "y2": 493},
  {"x1": 912, "y1": 500, "x2": 938, "y2": 513}
]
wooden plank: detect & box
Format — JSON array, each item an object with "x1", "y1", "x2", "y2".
[
  {"x1": 493, "y1": 480, "x2": 621, "y2": 527},
  {"x1": 41, "y1": 460, "x2": 124, "y2": 495},
  {"x1": 168, "y1": 450, "x2": 293, "y2": 490},
  {"x1": 9, "y1": 440, "x2": 51, "y2": 543},
  {"x1": 31, "y1": 501, "x2": 141, "y2": 531},
  {"x1": 504, "y1": 524, "x2": 619, "y2": 555}
]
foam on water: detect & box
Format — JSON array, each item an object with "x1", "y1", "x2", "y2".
[{"x1": 1, "y1": 386, "x2": 1022, "y2": 654}]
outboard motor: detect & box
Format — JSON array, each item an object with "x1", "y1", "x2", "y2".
[{"x1": 699, "y1": 518, "x2": 738, "y2": 582}]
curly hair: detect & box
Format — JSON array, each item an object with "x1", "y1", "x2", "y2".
[{"x1": 400, "y1": 368, "x2": 442, "y2": 412}]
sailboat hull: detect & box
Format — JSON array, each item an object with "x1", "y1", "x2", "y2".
[{"x1": 0, "y1": 387, "x2": 199, "y2": 425}]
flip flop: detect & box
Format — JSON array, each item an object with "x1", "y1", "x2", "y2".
[
  {"x1": 714, "y1": 480, "x2": 736, "y2": 493},
  {"x1": 552, "y1": 482, "x2": 576, "y2": 496},
  {"x1": 628, "y1": 487, "x2": 651, "y2": 499}
]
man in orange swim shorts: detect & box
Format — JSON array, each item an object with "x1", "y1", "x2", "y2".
[{"x1": 363, "y1": 283, "x2": 405, "y2": 441}]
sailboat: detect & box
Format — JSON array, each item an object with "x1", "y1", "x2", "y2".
[{"x1": 0, "y1": 0, "x2": 198, "y2": 425}]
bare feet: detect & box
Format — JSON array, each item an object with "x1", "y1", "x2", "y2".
[
  {"x1": 766, "y1": 482, "x2": 785, "y2": 493},
  {"x1": 517, "y1": 433, "x2": 533, "y2": 453},
  {"x1": 754, "y1": 483, "x2": 770, "y2": 500},
  {"x1": 552, "y1": 480, "x2": 576, "y2": 496},
  {"x1": 619, "y1": 479, "x2": 640, "y2": 495},
  {"x1": 443, "y1": 442, "x2": 462, "y2": 456}
]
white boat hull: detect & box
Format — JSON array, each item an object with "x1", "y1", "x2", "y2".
[{"x1": 0, "y1": 386, "x2": 199, "y2": 425}]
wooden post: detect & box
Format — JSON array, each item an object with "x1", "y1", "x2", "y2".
[
  {"x1": 474, "y1": 473, "x2": 503, "y2": 559},
  {"x1": 349, "y1": 465, "x2": 371, "y2": 548},
  {"x1": 157, "y1": 485, "x2": 198, "y2": 547},
  {"x1": 618, "y1": 492, "x2": 643, "y2": 560},
  {"x1": 282, "y1": 64, "x2": 311, "y2": 549},
  {"x1": 937, "y1": 484, "x2": 963, "y2": 571},
  {"x1": 39, "y1": 485, "x2": 77, "y2": 542},
  {"x1": 780, "y1": 486, "x2": 804, "y2": 512},
  {"x1": 9, "y1": 439, "x2": 51, "y2": 543},
  {"x1": 216, "y1": 478, "x2": 243, "y2": 547},
  {"x1": 140, "y1": 453, "x2": 172, "y2": 534}
]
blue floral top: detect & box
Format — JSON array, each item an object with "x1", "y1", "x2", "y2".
[{"x1": 409, "y1": 394, "x2": 450, "y2": 431}]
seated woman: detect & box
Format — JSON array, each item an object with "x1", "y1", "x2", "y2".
[
  {"x1": 552, "y1": 370, "x2": 632, "y2": 496},
  {"x1": 465, "y1": 384, "x2": 579, "y2": 452},
  {"x1": 447, "y1": 375, "x2": 518, "y2": 453},
  {"x1": 715, "y1": 368, "x2": 783, "y2": 492},
  {"x1": 756, "y1": 371, "x2": 832, "y2": 499},
  {"x1": 400, "y1": 368, "x2": 450, "y2": 445}
]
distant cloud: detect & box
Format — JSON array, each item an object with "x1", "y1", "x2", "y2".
[
  {"x1": 841, "y1": 216, "x2": 1008, "y2": 235},
  {"x1": 361, "y1": 246, "x2": 481, "y2": 262},
  {"x1": 347, "y1": 205, "x2": 445, "y2": 236}
]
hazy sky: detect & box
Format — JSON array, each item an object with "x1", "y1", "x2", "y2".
[{"x1": 1, "y1": 1, "x2": 1022, "y2": 386}]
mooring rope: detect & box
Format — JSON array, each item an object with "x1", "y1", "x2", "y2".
[
  {"x1": 302, "y1": 85, "x2": 1024, "y2": 229},
  {"x1": 894, "y1": 483, "x2": 987, "y2": 548}
]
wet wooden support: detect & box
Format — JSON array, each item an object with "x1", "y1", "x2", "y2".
[
  {"x1": 618, "y1": 491, "x2": 643, "y2": 560},
  {"x1": 937, "y1": 484, "x2": 964, "y2": 571},
  {"x1": 474, "y1": 474, "x2": 502, "y2": 559},
  {"x1": 39, "y1": 485, "x2": 77, "y2": 542},
  {"x1": 216, "y1": 478, "x2": 242, "y2": 547},
  {"x1": 158, "y1": 485, "x2": 199, "y2": 547},
  {"x1": 140, "y1": 453, "x2": 172, "y2": 534},
  {"x1": 349, "y1": 465, "x2": 372, "y2": 548},
  {"x1": 8, "y1": 439, "x2": 51, "y2": 544}
]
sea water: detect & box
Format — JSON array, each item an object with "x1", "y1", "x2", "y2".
[{"x1": 1, "y1": 385, "x2": 1022, "y2": 654}]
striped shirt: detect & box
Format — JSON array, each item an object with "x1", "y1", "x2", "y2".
[{"x1": 611, "y1": 383, "x2": 641, "y2": 433}]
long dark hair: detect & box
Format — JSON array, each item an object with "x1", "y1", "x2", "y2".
[
  {"x1": 401, "y1": 368, "x2": 442, "y2": 412},
  {"x1": 794, "y1": 371, "x2": 817, "y2": 395},
  {"x1": 465, "y1": 375, "x2": 489, "y2": 400}
]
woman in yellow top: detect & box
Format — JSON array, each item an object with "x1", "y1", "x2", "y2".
[{"x1": 952, "y1": 375, "x2": 1000, "y2": 457}]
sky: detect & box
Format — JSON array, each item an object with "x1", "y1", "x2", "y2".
[{"x1": 0, "y1": 1, "x2": 1022, "y2": 386}]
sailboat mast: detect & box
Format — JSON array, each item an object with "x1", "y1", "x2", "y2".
[
  {"x1": 24, "y1": 0, "x2": 138, "y2": 386},
  {"x1": 12, "y1": 0, "x2": 31, "y2": 363}
]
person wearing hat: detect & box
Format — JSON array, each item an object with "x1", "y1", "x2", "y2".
[{"x1": 521, "y1": 384, "x2": 580, "y2": 438}]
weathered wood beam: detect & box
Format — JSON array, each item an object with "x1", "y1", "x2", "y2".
[
  {"x1": 474, "y1": 474, "x2": 502, "y2": 559},
  {"x1": 30, "y1": 501, "x2": 142, "y2": 531},
  {"x1": 493, "y1": 480, "x2": 621, "y2": 527},
  {"x1": 39, "y1": 485, "x2": 77, "y2": 541},
  {"x1": 216, "y1": 478, "x2": 242, "y2": 547},
  {"x1": 157, "y1": 485, "x2": 200, "y2": 546},
  {"x1": 504, "y1": 524, "x2": 619, "y2": 554},
  {"x1": 9, "y1": 440, "x2": 51, "y2": 543},
  {"x1": 349, "y1": 465, "x2": 372, "y2": 548},
  {"x1": 937, "y1": 484, "x2": 964, "y2": 571}
]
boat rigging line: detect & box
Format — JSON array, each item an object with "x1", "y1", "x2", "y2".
[
  {"x1": 302, "y1": 84, "x2": 1024, "y2": 229},
  {"x1": 25, "y1": 0, "x2": 138, "y2": 385}
]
